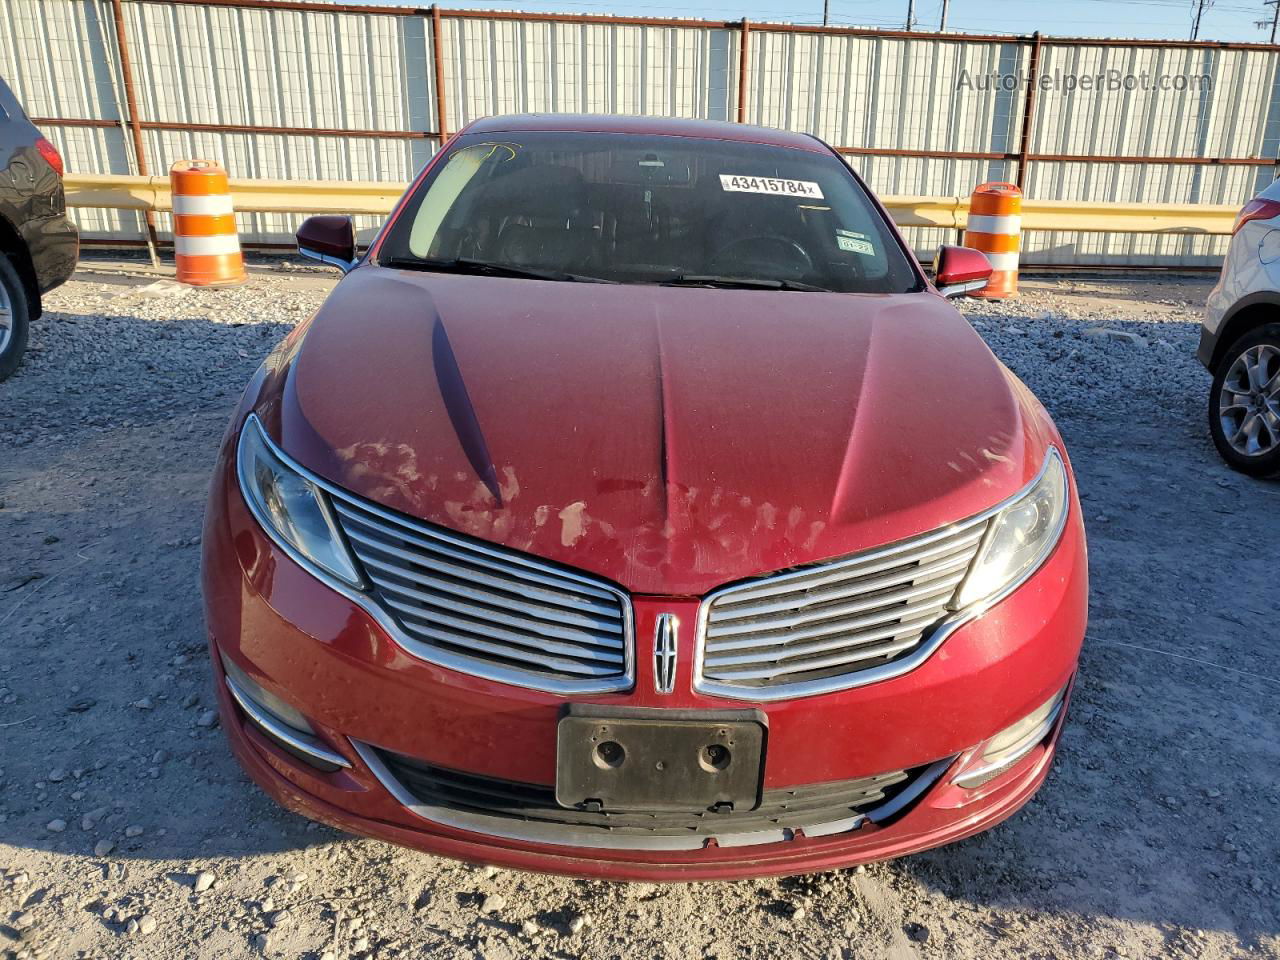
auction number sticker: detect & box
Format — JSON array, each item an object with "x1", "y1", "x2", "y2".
[{"x1": 720, "y1": 174, "x2": 824, "y2": 199}]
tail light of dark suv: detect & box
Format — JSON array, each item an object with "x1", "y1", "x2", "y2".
[{"x1": 34, "y1": 136, "x2": 63, "y2": 176}]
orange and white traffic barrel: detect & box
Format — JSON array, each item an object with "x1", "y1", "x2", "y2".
[
  {"x1": 169, "y1": 160, "x2": 246, "y2": 286},
  {"x1": 962, "y1": 182, "x2": 1021, "y2": 299}
]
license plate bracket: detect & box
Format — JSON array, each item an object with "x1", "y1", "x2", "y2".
[{"x1": 555, "y1": 706, "x2": 766, "y2": 813}]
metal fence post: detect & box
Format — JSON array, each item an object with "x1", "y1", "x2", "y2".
[
  {"x1": 737, "y1": 18, "x2": 750, "y2": 124},
  {"x1": 431, "y1": 5, "x2": 448, "y2": 144},
  {"x1": 1015, "y1": 31, "x2": 1043, "y2": 191},
  {"x1": 108, "y1": 0, "x2": 161, "y2": 265}
]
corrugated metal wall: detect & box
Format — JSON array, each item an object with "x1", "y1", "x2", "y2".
[
  {"x1": 3, "y1": 0, "x2": 1278, "y2": 265},
  {"x1": 442, "y1": 18, "x2": 736, "y2": 126}
]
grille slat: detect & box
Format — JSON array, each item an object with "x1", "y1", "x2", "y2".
[
  {"x1": 711, "y1": 525, "x2": 986, "y2": 609},
  {"x1": 699, "y1": 518, "x2": 988, "y2": 696},
  {"x1": 328, "y1": 495, "x2": 631, "y2": 692},
  {"x1": 345, "y1": 528, "x2": 623, "y2": 628},
  {"x1": 708, "y1": 540, "x2": 981, "y2": 622},
  {"x1": 704, "y1": 613, "x2": 942, "y2": 671},
  {"x1": 335, "y1": 507, "x2": 623, "y2": 617},
  {"x1": 362, "y1": 560, "x2": 625, "y2": 650},
  {"x1": 704, "y1": 578, "x2": 963, "y2": 652},
  {"x1": 382, "y1": 597, "x2": 626, "y2": 668},
  {"x1": 379, "y1": 604, "x2": 624, "y2": 678},
  {"x1": 706, "y1": 635, "x2": 922, "y2": 681},
  {"x1": 707, "y1": 575, "x2": 965, "y2": 639}
]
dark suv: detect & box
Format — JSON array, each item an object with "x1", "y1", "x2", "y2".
[{"x1": 1, "y1": 77, "x2": 78, "y2": 381}]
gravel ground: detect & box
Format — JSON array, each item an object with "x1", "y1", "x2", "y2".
[{"x1": 1, "y1": 262, "x2": 1278, "y2": 960}]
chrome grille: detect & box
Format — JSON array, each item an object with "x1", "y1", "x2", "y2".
[
  {"x1": 696, "y1": 518, "x2": 989, "y2": 700},
  {"x1": 329, "y1": 494, "x2": 632, "y2": 694}
]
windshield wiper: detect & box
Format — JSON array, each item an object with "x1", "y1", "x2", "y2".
[
  {"x1": 381, "y1": 256, "x2": 616, "y2": 284},
  {"x1": 659, "y1": 274, "x2": 831, "y2": 292}
]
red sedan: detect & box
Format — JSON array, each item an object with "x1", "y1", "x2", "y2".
[{"x1": 202, "y1": 114, "x2": 1087, "y2": 881}]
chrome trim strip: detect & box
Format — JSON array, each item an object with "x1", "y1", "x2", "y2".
[
  {"x1": 693, "y1": 447, "x2": 1068, "y2": 702},
  {"x1": 351, "y1": 739, "x2": 881, "y2": 852},
  {"x1": 225, "y1": 675, "x2": 351, "y2": 769},
  {"x1": 865, "y1": 757, "x2": 955, "y2": 823},
  {"x1": 297, "y1": 244, "x2": 356, "y2": 273},
  {"x1": 939, "y1": 278, "x2": 990, "y2": 299},
  {"x1": 952, "y1": 700, "x2": 1063, "y2": 789},
  {"x1": 236, "y1": 415, "x2": 635, "y2": 696}
]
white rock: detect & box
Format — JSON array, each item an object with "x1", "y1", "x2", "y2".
[
  {"x1": 93, "y1": 839, "x2": 115, "y2": 857},
  {"x1": 479, "y1": 893, "x2": 506, "y2": 914},
  {"x1": 46, "y1": 819, "x2": 67, "y2": 833},
  {"x1": 193, "y1": 870, "x2": 217, "y2": 893},
  {"x1": 136, "y1": 279, "x2": 190, "y2": 300},
  {"x1": 138, "y1": 914, "x2": 157, "y2": 935},
  {"x1": 1081, "y1": 326, "x2": 1147, "y2": 347}
]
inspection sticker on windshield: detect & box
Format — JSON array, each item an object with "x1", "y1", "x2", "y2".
[
  {"x1": 719, "y1": 174, "x2": 824, "y2": 199},
  {"x1": 836, "y1": 229, "x2": 875, "y2": 256}
]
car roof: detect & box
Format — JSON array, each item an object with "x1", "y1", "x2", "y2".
[{"x1": 462, "y1": 114, "x2": 829, "y2": 154}]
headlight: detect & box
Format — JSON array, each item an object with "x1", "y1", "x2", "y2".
[
  {"x1": 236, "y1": 414, "x2": 363, "y2": 588},
  {"x1": 952, "y1": 448, "x2": 1069, "y2": 610}
]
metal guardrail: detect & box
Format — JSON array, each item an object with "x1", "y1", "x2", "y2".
[
  {"x1": 63, "y1": 174, "x2": 1241, "y2": 236},
  {"x1": 64, "y1": 174, "x2": 403, "y2": 216}
]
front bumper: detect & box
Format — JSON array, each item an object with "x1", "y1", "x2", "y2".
[{"x1": 202, "y1": 446, "x2": 1088, "y2": 881}]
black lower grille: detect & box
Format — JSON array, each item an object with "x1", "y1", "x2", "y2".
[{"x1": 376, "y1": 748, "x2": 922, "y2": 841}]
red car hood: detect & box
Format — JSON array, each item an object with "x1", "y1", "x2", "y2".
[{"x1": 267, "y1": 266, "x2": 1053, "y2": 596}]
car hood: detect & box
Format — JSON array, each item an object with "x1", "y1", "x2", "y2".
[{"x1": 262, "y1": 266, "x2": 1054, "y2": 596}]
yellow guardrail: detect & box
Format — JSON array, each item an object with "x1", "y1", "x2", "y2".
[
  {"x1": 887, "y1": 193, "x2": 1239, "y2": 234},
  {"x1": 64, "y1": 174, "x2": 403, "y2": 216},
  {"x1": 63, "y1": 174, "x2": 1241, "y2": 235}
]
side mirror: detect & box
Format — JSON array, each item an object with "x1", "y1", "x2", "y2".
[
  {"x1": 932, "y1": 245, "x2": 993, "y2": 298},
  {"x1": 297, "y1": 215, "x2": 356, "y2": 272}
]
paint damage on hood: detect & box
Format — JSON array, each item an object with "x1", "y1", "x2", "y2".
[{"x1": 262, "y1": 266, "x2": 1055, "y2": 596}]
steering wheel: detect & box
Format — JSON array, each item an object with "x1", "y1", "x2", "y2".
[{"x1": 708, "y1": 234, "x2": 814, "y2": 279}]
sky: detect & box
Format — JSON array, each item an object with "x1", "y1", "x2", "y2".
[{"x1": 424, "y1": 0, "x2": 1280, "y2": 42}]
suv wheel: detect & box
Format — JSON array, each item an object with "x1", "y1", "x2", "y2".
[
  {"x1": 1208, "y1": 322, "x2": 1280, "y2": 479},
  {"x1": 0, "y1": 255, "x2": 31, "y2": 382}
]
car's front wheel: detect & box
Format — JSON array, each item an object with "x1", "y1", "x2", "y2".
[
  {"x1": 1208, "y1": 323, "x2": 1280, "y2": 479},
  {"x1": 0, "y1": 255, "x2": 32, "y2": 382}
]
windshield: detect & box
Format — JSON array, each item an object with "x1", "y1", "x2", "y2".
[{"x1": 378, "y1": 131, "x2": 921, "y2": 294}]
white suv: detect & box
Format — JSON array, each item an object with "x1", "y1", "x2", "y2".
[{"x1": 1202, "y1": 179, "x2": 1280, "y2": 478}]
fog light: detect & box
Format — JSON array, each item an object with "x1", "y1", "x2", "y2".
[
  {"x1": 953, "y1": 685, "x2": 1067, "y2": 789},
  {"x1": 220, "y1": 653, "x2": 349, "y2": 770}
]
